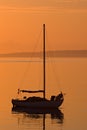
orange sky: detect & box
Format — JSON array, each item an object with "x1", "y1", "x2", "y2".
[{"x1": 0, "y1": 0, "x2": 87, "y2": 53}]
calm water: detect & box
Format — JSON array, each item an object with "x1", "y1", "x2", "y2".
[{"x1": 0, "y1": 57, "x2": 87, "y2": 130}]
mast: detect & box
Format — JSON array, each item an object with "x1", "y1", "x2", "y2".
[{"x1": 43, "y1": 24, "x2": 46, "y2": 99}]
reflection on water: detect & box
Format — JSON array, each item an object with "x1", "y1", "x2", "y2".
[
  {"x1": 0, "y1": 58, "x2": 87, "y2": 130},
  {"x1": 12, "y1": 107, "x2": 64, "y2": 129}
]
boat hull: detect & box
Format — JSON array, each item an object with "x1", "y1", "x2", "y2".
[{"x1": 12, "y1": 98, "x2": 64, "y2": 109}]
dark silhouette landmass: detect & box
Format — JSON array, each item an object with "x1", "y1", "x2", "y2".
[{"x1": 0, "y1": 50, "x2": 87, "y2": 58}]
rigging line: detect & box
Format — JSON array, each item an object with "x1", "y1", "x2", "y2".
[
  {"x1": 38, "y1": 62, "x2": 43, "y2": 95},
  {"x1": 50, "y1": 58, "x2": 62, "y2": 92},
  {"x1": 32, "y1": 28, "x2": 42, "y2": 53},
  {"x1": 45, "y1": 28, "x2": 62, "y2": 92},
  {"x1": 18, "y1": 27, "x2": 43, "y2": 89},
  {"x1": 18, "y1": 61, "x2": 32, "y2": 89}
]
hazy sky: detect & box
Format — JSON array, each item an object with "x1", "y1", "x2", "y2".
[{"x1": 0, "y1": 0, "x2": 87, "y2": 53}]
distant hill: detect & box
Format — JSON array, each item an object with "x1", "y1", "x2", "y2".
[{"x1": 0, "y1": 50, "x2": 87, "y2": 58}]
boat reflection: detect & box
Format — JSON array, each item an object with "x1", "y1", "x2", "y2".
[{"x1": 12, "y1": 107, "x2": 64, "y2": 125}]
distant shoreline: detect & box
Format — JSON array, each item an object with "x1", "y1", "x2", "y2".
[{"x1": 0, "y1": 50, "x2": 87, "y2": 58}]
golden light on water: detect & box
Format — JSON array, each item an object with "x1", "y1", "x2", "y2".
[{"x1": 0, "y1": 1, "x2": 87, "y2": 130}]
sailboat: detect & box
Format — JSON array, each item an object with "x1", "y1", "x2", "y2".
[{"x1": 11, "y1": 24, "x2": 64, "y2": 109}]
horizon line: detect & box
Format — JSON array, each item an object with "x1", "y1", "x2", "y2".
[{"x1": 0, "y1": 50, "x2": 87, "y2": 58}]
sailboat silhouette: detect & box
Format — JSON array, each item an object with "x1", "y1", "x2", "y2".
[{"x1": 11, "y1": 24, "x2": 64, "y2": 109}]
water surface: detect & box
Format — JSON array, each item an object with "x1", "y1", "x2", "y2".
[{"x1": 0, "y1": 57, "x2": 87, "y2": 130}]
